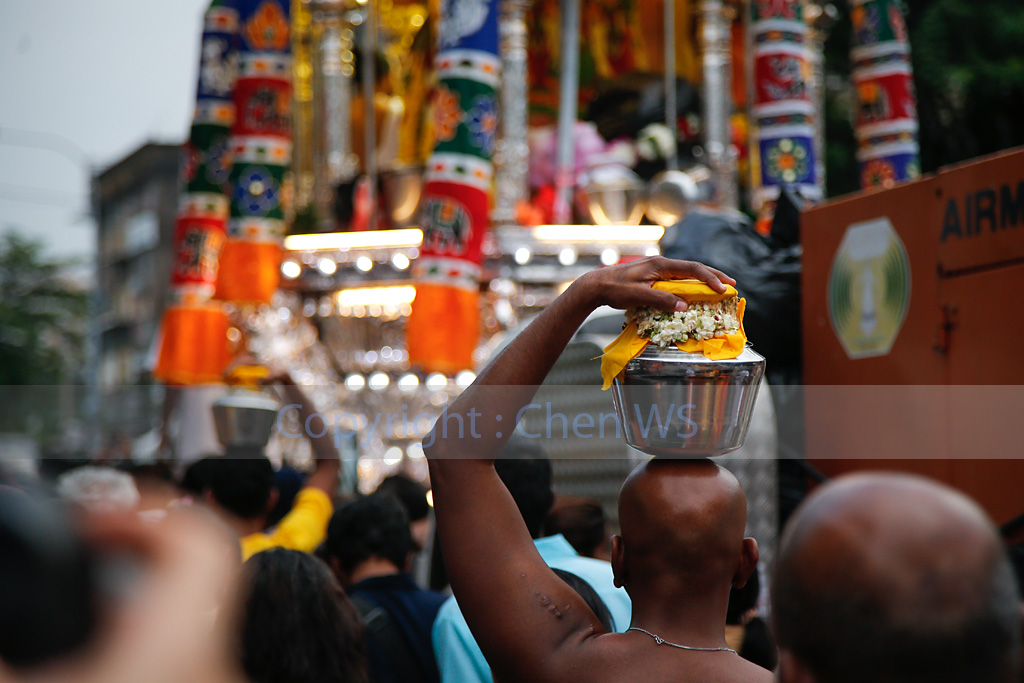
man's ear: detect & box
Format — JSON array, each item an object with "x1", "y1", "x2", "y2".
[
  {"x1": 610, "y1": 535, "x2": 627, "y2": 588},
  {"x1": 265, "y1": 488, "x2": 280, "y2": 516},
  {"x1": 777, "y1": 648, "x2": 817, "y2": 683},
  {"x1": 732, "y1": 536, "x2": 759, "y2": 589}
]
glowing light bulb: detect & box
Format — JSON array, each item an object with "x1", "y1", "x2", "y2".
[
  {"x1": 317, "y1": 258, "x2": 337, "y2": 275},
  {"x1": 600, "y1": 248, "x2": 620, "y2": 266},
  {"x1": 426, "y1": 373, "x2": 448, "y2": 391},
  {"x1": 391, "y1": 253, "x2": 411, "y2": 270}
]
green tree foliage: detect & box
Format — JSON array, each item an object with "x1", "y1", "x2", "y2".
[
  {"x1": 911, "y1": 0, "x2": 1024, "y2": 170},
  {"x1": 0, "y1": 232, "x2": 88, "y2": 385},
  {"x1": 824, "y1": 0, "x2": 1024, "y2": 196}
]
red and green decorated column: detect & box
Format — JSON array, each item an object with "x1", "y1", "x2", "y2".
[{"x1": 406, "y1": 0, "x2": 500, "y2": 375}]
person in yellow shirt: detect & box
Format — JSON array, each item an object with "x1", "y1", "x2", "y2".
[{"x1": 203, "y1": 372, "x2": 341, "y2": 561}]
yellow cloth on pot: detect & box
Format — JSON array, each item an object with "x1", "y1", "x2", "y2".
[{"x1": 600, "y1": 280, "x2": 747, "y2": 390}]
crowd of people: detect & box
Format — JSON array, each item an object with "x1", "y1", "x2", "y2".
[{"x1": 2, "y1": 258, "x2": 1022, "y2": 682}]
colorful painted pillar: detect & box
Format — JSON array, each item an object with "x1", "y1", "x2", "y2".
[
  {"x1": 214, "y1": 0, "x2": 292, "y2": 304},
  {"x1": 850, "y1": 0, "x2": 920, "y2": 188},
  {"x1": 405, "y1": 0, "x2": 500, "y2": 375},
  {"x1": 156, "y1": 0, "x2": 293, "y2": 383},
  {"x1": 155, "y1": 1, "x2": 238, "y2": 384},
  {"x1": 748, "y1": 0, "x2": 821, "y2": 211}
]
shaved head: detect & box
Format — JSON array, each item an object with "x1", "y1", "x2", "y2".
[
  {"x1": 773, "y1": 473, "x2": 1021, "y2": 683},
  {"x1": 615, "y1": 459, "x2": 754, "y2": 594}
]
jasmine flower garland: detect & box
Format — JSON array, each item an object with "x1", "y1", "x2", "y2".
[{"x1": 627, "y1": 298, "x2": 740, "y2": 347}]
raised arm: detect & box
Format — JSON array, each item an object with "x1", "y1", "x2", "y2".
[
  {"x1": 425, "y1": 257, "x2": 734, "y2": 680},
  {"x1": 265, "y1": 371, "x2": 340, "y2": 496}
]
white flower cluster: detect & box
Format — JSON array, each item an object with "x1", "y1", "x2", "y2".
[
  {"x1": 635, "y1": 123, "x2": 676, "y2": 161},
  {"x1": 628, "y1": 298, "x2": 740, "y2": 347}
]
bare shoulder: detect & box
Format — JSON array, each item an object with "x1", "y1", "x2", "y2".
[
  {"x1": 674, "y1": 655, "x2": 774, "y2": 683},
  {"x1": 555, "y1": 632, "x2": 645, "y2": 682},
  {"x1": 556, "y1": 634, "x2": 774, "y2": 683},
  {"x1": 730, "y1": 656, "x2": 775, "y2": 682}
]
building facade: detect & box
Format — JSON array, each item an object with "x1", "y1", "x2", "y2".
[{"x1": 90, "y1": 143, "x2": 179, "y2": 443}]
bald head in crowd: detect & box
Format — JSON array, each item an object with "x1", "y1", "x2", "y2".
[
  {"x1": 773, "y1": 473, "x2": 1021, "y2": 683},
  {"x1": 614, "y1": 459, "x2": 757, "y2": 601}
]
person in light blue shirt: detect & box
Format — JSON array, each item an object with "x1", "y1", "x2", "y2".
[{"x1": 432, "y1": 443, "x2": 631, "y2": 683}]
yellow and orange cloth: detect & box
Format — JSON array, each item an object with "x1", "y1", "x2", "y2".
[{"x1": 600, "y1": 280, "x2": 747, "y2": 390}]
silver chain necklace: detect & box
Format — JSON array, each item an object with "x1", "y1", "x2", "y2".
[{"x1": 628, "y1": 627, "x2": 737, "y2": 654}]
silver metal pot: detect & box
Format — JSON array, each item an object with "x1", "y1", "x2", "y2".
[
  {"x1": 582, "y1": 168, "x2": 647, "y2": 227},
  {"x1": 212, "y1": 387, "x2": 281, "y2": 449},
  {"x1": 379, "y1": 166, "x2": 424, "y2": 229},
  {"x1": 611, "y1": 345, "x2": 765, "y2": 457},
  {"x1": 645, "y1": 165, "x2": 714, "y2": 227}
]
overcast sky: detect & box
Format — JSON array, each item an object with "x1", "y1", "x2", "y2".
[{"x1": 0, "y1": 0, "x2": 211, "y2": 270}]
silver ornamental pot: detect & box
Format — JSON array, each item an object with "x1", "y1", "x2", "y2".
[
  {"x1": 212, "y1": 386, "x2": 281, "y2": 449},
  {"x1": 611, "y1": 345, "x2": 765, "y2": 457},
  {"x1": 379, "y1": 166, "x2": 424, "y2": 229},
  {"x1": 583, "y1": 180, "x2": 647, "y2": 226},
  {"x1": 582, "y1": 164, "x2": 647, "y2": 227},
  {"x1": 645, "y1": 166, "x2": 715, "y2": 227}
]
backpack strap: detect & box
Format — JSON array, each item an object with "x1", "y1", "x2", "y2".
[{"x1": 349, "y1": 593, "x2": 428, "y2": 683}]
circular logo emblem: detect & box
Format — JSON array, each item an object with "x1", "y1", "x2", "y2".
[{"x1": 828, "y1": 217, "x2": 911, "y2": 359}]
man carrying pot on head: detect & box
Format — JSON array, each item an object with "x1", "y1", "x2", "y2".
[
  {"x1": 184, "y1": 367, "x2": 340, "y2": 561},
  {"x1": 424, "y1": 257, "x2": 772, "y2": 683}
]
